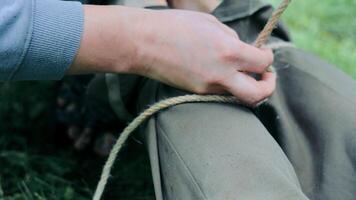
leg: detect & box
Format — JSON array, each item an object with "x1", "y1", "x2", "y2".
[
  {"x1": 255, "y1": 46, "x2": 356, "y2": 200},
  {"x1": 141, "y1": 84, "x2": 308, "y2": 200}
]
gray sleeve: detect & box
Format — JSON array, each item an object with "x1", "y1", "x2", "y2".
[{"x1": 0, "y1": 0, "x2": 84, "y2": 81}]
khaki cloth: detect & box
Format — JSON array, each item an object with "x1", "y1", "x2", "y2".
[{"x1": 87, "y1": 1, "x2": 356, "y2": 199}]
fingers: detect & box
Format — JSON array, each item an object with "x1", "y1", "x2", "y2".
[
  {"x1": 221, "y1": 71, "x2": 277, "y2": 107},
  {"x1": 235, "y1": 43, "x2": 274, "y2": 73}
]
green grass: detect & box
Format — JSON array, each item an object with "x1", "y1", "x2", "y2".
[
  {"x1": 270, "y1": 0, "x2": 356, "y2": 78},
  {"x1": 0, "y1": 1, "x2": 355, "y2": 199},
  {"x1": 0, "y1": 82, "x2": 154, "y2": 199}
]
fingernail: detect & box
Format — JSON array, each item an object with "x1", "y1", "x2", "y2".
[{"x1": 266, "y1": 65, "x2": 276, "y2": 73}]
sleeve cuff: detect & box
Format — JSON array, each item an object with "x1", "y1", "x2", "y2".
[{"x1": 14, "y1": 0, "x2": 84, "y2": 80}]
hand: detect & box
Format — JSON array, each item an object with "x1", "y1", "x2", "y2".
[
  {"x1": 71, "y1": 6, "x2": 276, "y2": 107},
  {"x1": 134, "y1": 9, "x2": 276, "y2": 106}
]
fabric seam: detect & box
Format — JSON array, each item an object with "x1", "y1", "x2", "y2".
[{"x1": 156, "y1": 122, "x2": 208, "y2": 200}]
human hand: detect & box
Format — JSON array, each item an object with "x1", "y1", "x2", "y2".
[
  {"x1": 133, "y1": 9, "x2": 276, "y2": 106},
  {"x1": 71, "y1": 6, "x2": 275, "y2": 107}
]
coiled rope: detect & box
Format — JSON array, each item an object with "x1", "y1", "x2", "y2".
[{"x1": 93, "y1": 0, "x2": 291, "y2": 199}]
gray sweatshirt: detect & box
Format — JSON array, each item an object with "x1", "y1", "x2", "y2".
[{"x1": 0, "y1": 0, "x2": 83, "y2": 81}]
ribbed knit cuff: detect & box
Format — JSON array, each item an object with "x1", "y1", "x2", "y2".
[{"x1": 15, "y1": 0, "x2": 84, "y2": 80}]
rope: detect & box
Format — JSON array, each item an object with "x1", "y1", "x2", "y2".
[
  {"x1": 255, "y1": 0, "x2": 291, "y2": 48},
  {"x1": 93, "y1": 0, "x2": 291, "y2": 199}
]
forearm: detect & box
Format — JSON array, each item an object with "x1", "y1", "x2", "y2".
[
  {"x1": 0, "y1": 1, "x2": 275, "y2": 105},
  {"x1": 69, "y1": 5, "x2": 146, "y2": 75}
]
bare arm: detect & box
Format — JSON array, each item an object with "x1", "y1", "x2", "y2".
[{"x1": 70, "y1": 6, "x2": 275, "y2": 106}]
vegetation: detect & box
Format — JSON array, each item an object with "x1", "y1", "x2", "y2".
[
  {"x1": 270, "y1": 0, "x2": 356, "y2": 77},
  {"x1": 0, "y1": 82, "x2": 155, "y2": 199},
  {"x1": 0, "y1": 0, "x2": 355, "y2": 199}
]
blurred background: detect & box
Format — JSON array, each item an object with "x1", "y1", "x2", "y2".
[{"x1": 0, "y1": 0, "x2": 355, "y2": 199}]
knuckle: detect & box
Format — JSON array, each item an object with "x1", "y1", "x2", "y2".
[
  {"x1": 223, "y1": 24, "x2": 239, "y2": 37},
  {"x1": 246, "y1": 89, "x2": 270, "y2": 106},
  {"x1": 193, "y1": 75, "x2": 222, "y2": 94},
  {"x1": 266, "y1": 51, "x2": 274, "y2": 66},
  {"x1": 202, "y1": 72, "x2": 220, "y2": 86},
  {"x1": 193, "y1": 85, "x2": 209, "y2": 95},
  {"x1": 260, "y1": 86, "x2": 275, "y2": 100},
  {"x1": 254, "y1": 52, "x2": 274, "y2": 71},
  {"x1": 249, "y1": 94, "x2": 264, "y2": 106},
  {"x1": 264, "y1": 90, "x2": 274, "y2": 98},
  {"x1": 236, "y1": 41, "x2": 247, "y2": 51},
  {"x1": 260, "y1": 49, "x2": 274, "y2": 67},
  {"x1": 204, "y1": 13, "x2": 218, "y2": 21},
  {"x1": 217, "y1": 45, "x2": 238, "y2": 62}
]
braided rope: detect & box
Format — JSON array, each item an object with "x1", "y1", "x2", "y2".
[
  {"x1": 255, "y1": 0, "x2": 291, "y2": 47},
  {"x1": 93, "y1": 1, "x2": 291, "y2": 199}
]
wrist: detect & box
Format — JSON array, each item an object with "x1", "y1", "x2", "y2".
[
  {"x1": 124, "y1": 9, "x2": 160, "y2": 77},
  {"x1": 70, "y1": 5, "x2": 145, "y2": 75},
  {"x1": 128, "y1": 9, "x2": 168, "y2": 77}
]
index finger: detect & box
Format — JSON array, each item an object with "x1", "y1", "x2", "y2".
[
  {"x1": 235, "y1": 42, "x2": 274, "y2": 73},
  {"x1": 221, "y1": 70, "x2": 277, "y2": 107}
]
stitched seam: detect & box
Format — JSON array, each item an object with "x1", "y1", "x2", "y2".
[{"x1": 157, "y1": 122, "x2": 207, "y2": 200}]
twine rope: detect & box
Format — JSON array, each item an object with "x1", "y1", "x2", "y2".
[
  {"x1": 93, "y1": 0, "x2": 291, "y2": 199},
  {"x1": 255, "y1": 0, "x2": 291, "y2": 48}
]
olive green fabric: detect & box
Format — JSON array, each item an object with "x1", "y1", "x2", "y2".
[{"x1": 87, "y1": 1, "x2": 356, "y2": 199}]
